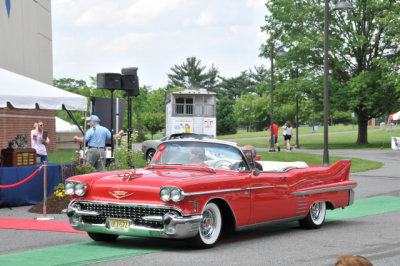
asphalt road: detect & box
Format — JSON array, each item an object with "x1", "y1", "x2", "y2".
[{"x1": 0, "y1": 149, "x2": 399, "y2": 266}]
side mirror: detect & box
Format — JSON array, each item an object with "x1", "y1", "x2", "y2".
[{"x1": 252, "y1": 169, "x2": 260, "y2": 176}]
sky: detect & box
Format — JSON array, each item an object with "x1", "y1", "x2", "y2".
[{"x1": 52, "y1": 0, "x2": 269, "y2": 90}]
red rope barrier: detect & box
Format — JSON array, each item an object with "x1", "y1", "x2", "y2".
[{"x1": 0, "y1": 165, "x2": 43, "y2": 189}]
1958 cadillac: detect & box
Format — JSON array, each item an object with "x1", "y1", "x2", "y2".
[{"x1": 65, "y1": 140, "x2": 357, "y2": 248}]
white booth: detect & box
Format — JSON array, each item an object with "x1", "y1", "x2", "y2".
[{"x1": 165, "y1": 89, "x2": 216, "y2": 137}]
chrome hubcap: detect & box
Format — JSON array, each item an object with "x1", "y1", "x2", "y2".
[
  {"x1": 200, "y1": 209, "x2": 215, "y2": 239},
  {"x1": 310, "y1": 202, "x2": 321, "y2": 221}
]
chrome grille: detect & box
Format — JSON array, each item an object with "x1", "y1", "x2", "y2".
[{"x1": 77, "y1": 202, "x2": 175, "y2": 229}]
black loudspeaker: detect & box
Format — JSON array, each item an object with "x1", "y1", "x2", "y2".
[
  {"x1": 121, "y1": 67, "x2": 139, "y2": 97},
  {"x1": 97, "y1": 73, "x2": 122, "y2": 90},
  {"x1": 122, "y1": 75, "x2": 139, "y2": 96},
  {"x1": 91, "y1": 97, "x2": 126, "y2": 145}
]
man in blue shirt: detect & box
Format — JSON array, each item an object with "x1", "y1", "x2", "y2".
[{"x1": 74, "y1": 115, "x2": 124, "y2": 172}]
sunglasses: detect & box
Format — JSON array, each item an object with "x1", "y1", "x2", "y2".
[{"x1": 39, "y1": 124, "x2": 44, "y2": 126}]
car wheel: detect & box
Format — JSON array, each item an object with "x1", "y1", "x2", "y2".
[
  {"x1": 88, "y1": 232, "x2": 119, "y2": 241},
  {"x1": 188, "y1": 202, "x2": 222, "y2": 249},
  {"x1": 299, "y1": 201, "x2": 326, "y2": 229},
  {"x1": 146, "y1": 149, "x2": 156, "y2": 164}
]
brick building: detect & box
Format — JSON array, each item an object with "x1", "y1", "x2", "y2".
[
  {"x1": 0, "y1": 108, "x2": 56, "y2": 152},
  {"x1": 0, "y1": 1, "x2": 86, "y2": 152}
]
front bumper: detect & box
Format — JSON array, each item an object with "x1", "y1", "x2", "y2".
[{"x1": 66, "y1": 201, "x2": 202, "y2": 239}]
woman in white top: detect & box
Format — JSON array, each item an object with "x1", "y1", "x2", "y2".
[{"x1": 282, "y1": 121, "x2": 293, "y2": 151}]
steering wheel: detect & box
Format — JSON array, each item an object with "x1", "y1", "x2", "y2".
[{"x1": 213, "y1": 160, "x2": 232, "y2": 170}]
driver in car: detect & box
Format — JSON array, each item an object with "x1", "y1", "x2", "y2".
[{"x1": 242, "y1": 145, "x2": 263, "y2": 171}]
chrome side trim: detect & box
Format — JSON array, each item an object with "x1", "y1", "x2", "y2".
[
  {"x1": 236, "y1": 215, "x2": 306, "y2": 231},
  {"x1": 292, "y1": 184, "x2": 357, "y2": 196},
  {"x1": 183, "y1": 186, "x2": 274, "y2": 197}
]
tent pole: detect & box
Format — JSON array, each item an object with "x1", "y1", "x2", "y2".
[{"x1": 63, "y1": 106, "x2": 85, "y2": 135}]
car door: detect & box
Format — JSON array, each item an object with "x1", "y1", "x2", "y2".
[{"x1": 249, "y1": 172, "x2": 295, "y2": 224}]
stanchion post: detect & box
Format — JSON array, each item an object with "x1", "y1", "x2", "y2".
[{"x1": 35, "y1": 161, "x2": 54, "y2": 221}]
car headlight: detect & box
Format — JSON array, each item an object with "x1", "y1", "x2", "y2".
[
  {"x1": 65, "y1": 181, "x2": 87, "y2": 196},
  {"x1": 170, "y1": 188, "x2": 183, "y2": 202},
  {"x1": 160, "y1": 187, "x2": 171, "y2": 202},
  {"x1": 160, "y1": 186, "x2": 185, "y2": 202},
  {"x1": 74, "y1": 183, "x2": 86, "y2": 196},
  {"x1": 65, "y1": 182, "x2": 75, "y2": 195}
]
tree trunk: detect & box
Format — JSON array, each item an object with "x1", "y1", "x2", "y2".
[{"x1": 356, "y1": 112, "x2": 369, "y2": 144}]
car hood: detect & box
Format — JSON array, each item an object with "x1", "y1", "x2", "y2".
[{"x1": 72, "y1": 167, "x2": 235, "y2": 203}]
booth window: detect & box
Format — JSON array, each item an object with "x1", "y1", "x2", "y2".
[{"x1": 175, "y1": 97, "x2": 193, "y2": 115}]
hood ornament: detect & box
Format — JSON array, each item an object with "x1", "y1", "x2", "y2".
[
  {"x1": 120, "y1": 169, "x2": 142, "y2": 182},
  {"x1": 109, "y1": 190, "x2": 134, "y2": 199}
]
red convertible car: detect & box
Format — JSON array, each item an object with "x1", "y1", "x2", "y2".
[{"x1": 65, "y1": 140, "x2": 356, "y2": 248}]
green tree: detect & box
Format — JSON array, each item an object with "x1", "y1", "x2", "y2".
[
  {"x1": 142, "y1": 112, "x2": 165, "y2": 139},
  {"x1": 216, "y1": 96, "x2": 237, "y2": 135},
  {"x1": 249, "y1": 65, "x2": 269, "y2": 97},
  {"x1": 262, "y1": 0, "x2": 400, "y2": 144},
  {"x1": 53, "y1": 78, "x2": 87, "y2": 91},
  {"x1": 141, "y1": 88, "x2": 166, "y2": 139},
  {"x1": 167, "y1": 57, "x2": 219, "y2": 90},
  {"x1": 218, "y1": 71, "x2": 253, "y2": 100},
  {"x1": 234, "y1": 94, "x2": 269, "y2": 131}
]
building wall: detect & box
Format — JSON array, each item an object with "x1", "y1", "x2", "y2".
[
  {"x1": 0, "y1": 1, "x2": 57, "y2": 152},
  {"x1": 0, "y1": 0, "x2": 52, "y2": 84},
  {"x1": 0, "y1": 108, "x2": 56, "y2": 152}
]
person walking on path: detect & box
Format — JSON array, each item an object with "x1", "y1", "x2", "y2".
[
  {"x1": 31, "y1": 120, "x2": 50, "y2": 163},
  {"x1": 282, "y1": 121, "x2": 293, "y2": 151},
  {"x1": 74, "y1": 115, "x2": 124, "y2": 172},
  {"x1": 269, "y1": 123, "x2": 280, "y2": 151}
]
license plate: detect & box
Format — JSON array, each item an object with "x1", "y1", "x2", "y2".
[{"x1": 109, "y1": 218, "x2": 130, "y2": 232}]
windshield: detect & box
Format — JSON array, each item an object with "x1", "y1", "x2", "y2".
[{"x1": 150, "y1": 141, "x2": 249, "y2": 171}]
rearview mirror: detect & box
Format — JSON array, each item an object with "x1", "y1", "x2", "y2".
[{"x1": 252, "y1": 169, "x2": 260, "y2": 176}]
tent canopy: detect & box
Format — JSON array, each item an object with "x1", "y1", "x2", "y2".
[
  {"x1": 0, "y1": 68, "x2": 87, "y2": 111},
  {"x1": 56, "y1": 117, "x2": 79, "y2": 132},
  {"x1": 389, "y1": 111, "x2": 400, "y2": 121}
]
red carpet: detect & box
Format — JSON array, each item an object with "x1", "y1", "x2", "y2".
[{"x1": 0, "y1": 218, "x2": 85, "y2": 234}]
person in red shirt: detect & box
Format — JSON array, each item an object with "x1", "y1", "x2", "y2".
[{"x1": 269, "y1": 123, "x2": 280, "y2": 151}]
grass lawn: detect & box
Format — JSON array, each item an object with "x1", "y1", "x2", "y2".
[
  {"x1": 233, "y1": 127, "x2": 400, "y2": 150},
  {"x1": 217, "y1": 124, "x2": 378, "y2": 140},
  {"x1": 48, "y1": 149, "x2": 77, "y2": 164}
]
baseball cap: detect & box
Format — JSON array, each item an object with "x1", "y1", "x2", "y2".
[{"x1": 86, "y1": 115, "x2": 101, "y2": 122}]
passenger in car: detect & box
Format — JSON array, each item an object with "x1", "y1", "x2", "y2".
[
  {"x1": 187, "y1": 147, "x2": 208, "y2": 167},
  {"x1": 242, "y1": 145, "x2": 263, "y2": 171}
]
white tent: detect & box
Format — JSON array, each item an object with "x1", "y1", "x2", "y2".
[
  {"x1": 388, "y1": 111, "x2": 400, "y2": 150},
  {"x1": 0, "y1": 67, "x2": 87, "y2": 111},
  {"x1": 56, "y1": 117, "x2": 79, "y2": 132}
]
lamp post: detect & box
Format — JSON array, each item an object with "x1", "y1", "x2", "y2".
[
  {"x1": 323, "y1": 0, "x2": 352, "y2": 165},
  {"x1": 291, "y1": 69, "x2": 300, "y2": 149},
  {"x1": 269, "y1": 44, "x2": 286, "y2": 152}
]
